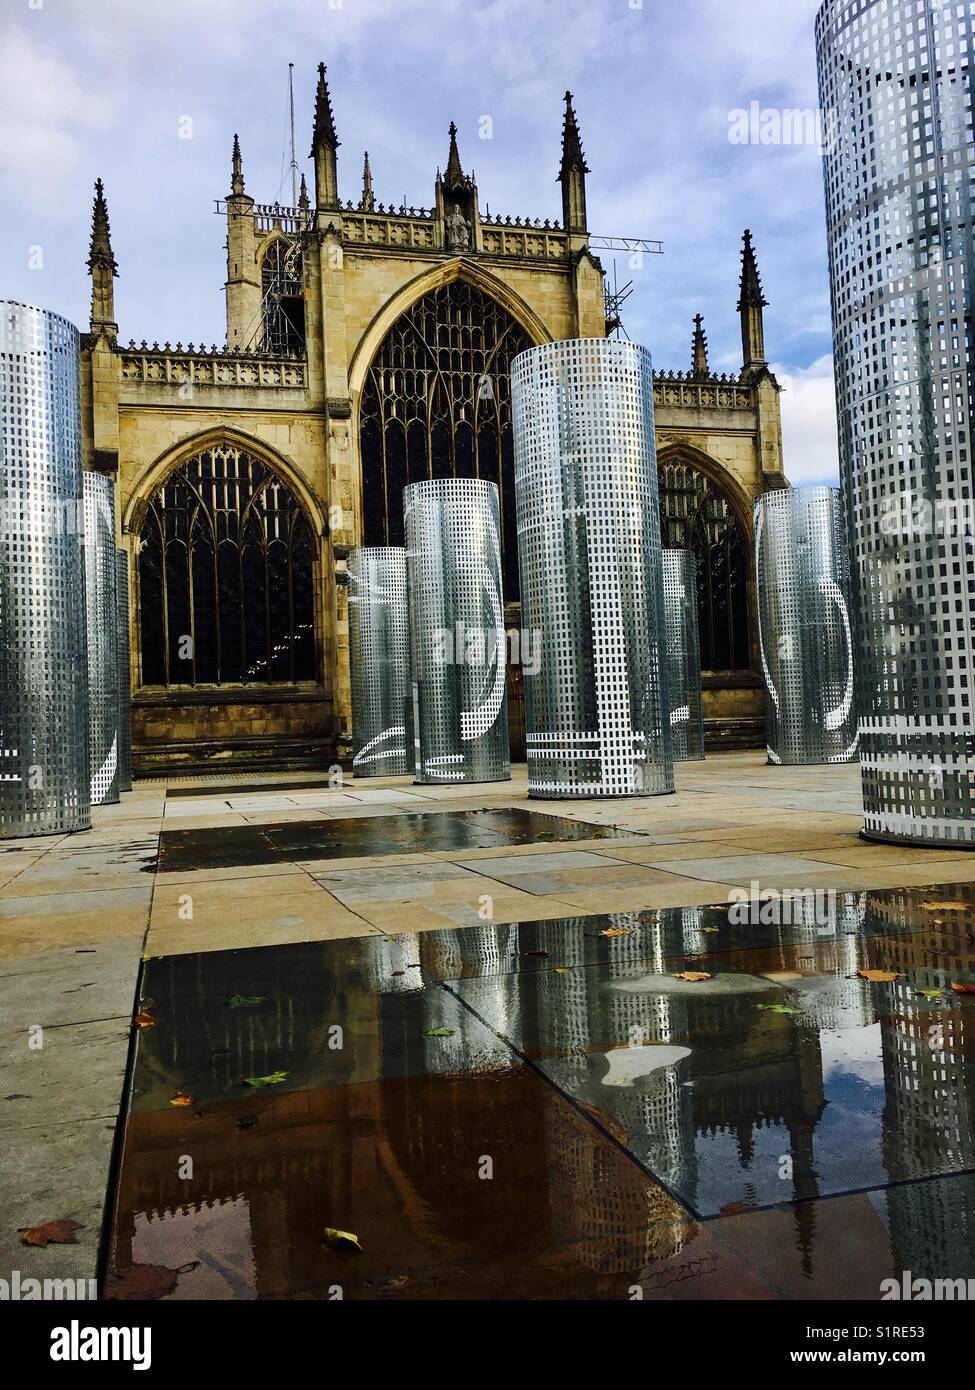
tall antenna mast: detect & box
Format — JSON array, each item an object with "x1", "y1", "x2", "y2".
[{"x1": 288, "y1": 62, "x2": 299, "y2": 208}]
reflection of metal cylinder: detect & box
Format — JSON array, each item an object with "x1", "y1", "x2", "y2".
[
  {"x1": 404, "y1": 478, "x2": 510, "y2": 784},
  {"x1": 510, "y1": 338, "x2": 673, "y2": 797},
  {"x1": 755, "y1": 487, "x2": 857, "y2": 765},
  {"x1": 348, "y1": 547, "x2": 411, "y2": 778},
  {"x1": 116, "y1": 550, "x2": 133, "y2": 793},
  {"x1": 0, "y1": 302, "x2": 90, "y2": 838},
  {"x1": 662, "y1": 550, "x2": 705, "y2": 762},
  {"x1": 84, "y1": 472, "x2": 120, "y2": 805}
]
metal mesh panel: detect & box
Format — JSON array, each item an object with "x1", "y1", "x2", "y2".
[
  {"x1": 116, "y1": 549, "x2": 133, "y2": 792},
  {"x1": 0, "y1": 301, "x2": 90, "y2": 837},
  {"x1": 510, "y1": 338, "x2": 673, "y2": 798},
  {"x1": 755, "y1": 487, "x2": 858, "y2": 766},
  {"x1": 404, "y1": 478, "x2": 510, "y2": 784},
  {"x1": 817, "y1": 0, "x2": 975, "y2": 843},
  {"x1": 662, "y1": 550, "x2": 705, "y2": 762},
  {"x1": 348, "y1": 547, "x2": 411, "y2": 778},
  {"x1": 84, "y1": 472, "x2": 120, "y2": 805}
]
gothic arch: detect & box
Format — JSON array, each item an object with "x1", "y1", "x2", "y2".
[
  {"x1": 129, "y1": 430, "x2": 324, "y2": 689},
  {"x1": 123, "y1": 427, "x2": 326, "y2": 539},
  {"x1": 348, "y1": 258, "x2": 553, "y2": 402},
  {"x1": 354, "y1": 270, "x2": 545, "y2": 597},
  {"x1": 655, "y1": 443, "x2": 755, "y2": 673}
]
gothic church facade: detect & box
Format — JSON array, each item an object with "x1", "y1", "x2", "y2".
[{"x1": 81, "y1": 64, "x2": 787, "y2": 771}]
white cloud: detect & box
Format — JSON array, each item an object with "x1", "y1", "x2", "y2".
[{"x1": 773, "y1": 354, "x2": 841, "y2": 486}]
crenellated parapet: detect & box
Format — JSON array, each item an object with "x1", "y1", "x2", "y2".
[
  {"x1": 119, "y1": 342, "x2": 307, "y2": 390},
  {"x1": 652, "y1": 373, "x2": 755, "y2": 411}
]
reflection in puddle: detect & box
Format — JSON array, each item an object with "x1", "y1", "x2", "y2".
[{"x1": 107, "y1": 882, "x2": 975, "y2": 1299}]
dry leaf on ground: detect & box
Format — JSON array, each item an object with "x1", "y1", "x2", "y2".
[{"x1": 20, "y1": 1220, "x2": 82, "y2": 1247}]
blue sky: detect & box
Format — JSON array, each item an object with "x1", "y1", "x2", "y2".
[{"x1": 0, "y1": 0, "x2": 838, "y2": 483}]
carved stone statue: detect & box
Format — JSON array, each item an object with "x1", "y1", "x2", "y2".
[{"x1": 446, "y1": 203, "x2": 470, "y2": 251}]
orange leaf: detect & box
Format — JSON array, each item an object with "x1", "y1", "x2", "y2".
[
  {"x1": 20, "y1": 1219, "x2": 82, "y2": 1248},
  {"x1": 133, "y1": 1011, "x2": 155, "y2": 1030},
  {"x1": 599, "y1": 927, "x2": 635, "y2": 938},
  {"x1": 922, "y1": 901, "x2": 969, "y2": 913},
  {"x1": 950, "y1": 981, "x2": 975, "y2": 995},
  {"x1": 859, "y1": 969, "x2": 901, "y2": 982},
  {"x1": 675, "y1": 971, "x2": 711, "y2": 982},
  {"x1": 169, "y1": 1092, "x2": 195, "y2": 1108}
]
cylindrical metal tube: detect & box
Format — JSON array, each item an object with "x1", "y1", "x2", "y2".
[
  {"x1": 817, "y1": 0, "x2": 975, "y2": 843},
  {"x1": 0, "y1": 302, "x2": 90, "y2": 837},
  {"x1": 84, "y1": 472, "x2": 120, "y2": 806},
  {"x1": 662, "y1": 550, "x2": 705, "y2": 762},
  {"x1": 116, "y1": 549, "x2": 133, "y2": 793},
  {"x1": 510, "y1": 338, "x2": 673, "y2": 797},
  {"x1": 348, "y1": 546, "x2": 411, "y2": 778},
  {"x1": 404, "y1": 478, "x2": 510, "y2": 784},
  {"x1": 754, "y1": 487, "x2": 857, "y2": 765}
]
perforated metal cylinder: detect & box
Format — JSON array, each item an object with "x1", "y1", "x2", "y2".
[
  {"x1": 662, "y1": 550, "x2": 705, "y2": 762},
  {"x1": 510, "y1": 338, "x2": 673, "y2": 797},
  {"x1": 84, "y1": 472, "x2": 120, "y2": 805},
  {"x1": 348, "y1": 547, "x2": 411, "y2": 778},
  {"x1": 0, "y1": 302, "x2": 90, "y2": 837},
  {"x1": 404, "y1": 478, "x2": 510, "y2": 784},
  {"x1": 116, "y1": 549, "x2": 133, "y2": 793},
  {"x1": 817, "y1": 0, "x2": 975, "y2": 844},
  {"x1": 754, "y1": 487, "x2": 857, "y2": 766}
]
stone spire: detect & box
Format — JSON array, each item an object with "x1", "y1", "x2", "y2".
[
  {"x1": 738, "y1": 228, "x2": 768, "y2": 376},
  {"x1": 87, "y1": 178, "x2": 118, "y2": 337},
  {"x1": 310, "y1": 62, "x2": 340, "y2": 209},
  {"x1": 691, "y1": 314, "x2": 710, "y2": 379},
  {"x1": 442, "y1": 122, "x2": 472, "y2": 194},
  {"x1": 558, "y1": 91, "x2": 588, "y2": 234},
  {"x1": 230, "y1": 133, "x2": 245, "y2": 196},
  {"x1": 360, "y1": 150, "x2": 375, "y2": 211},
  {"x1": 298, "y1": 172, "x2": 310, "y2": 213}
]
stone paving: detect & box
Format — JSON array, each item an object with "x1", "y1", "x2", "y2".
[{"x1": 3, "y1": 751, "x2": 975, "y2": 1294}]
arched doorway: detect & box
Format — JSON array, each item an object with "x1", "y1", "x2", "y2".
[
  {"x1": 358, "y1": 279, "x2": 532, "y2": 598},
  {"x1": 657, "y1": 453, "x2": 752, "y2": 672},
  {"x1": 137, "y1": 441, "x2": 316, "y2": 687}
]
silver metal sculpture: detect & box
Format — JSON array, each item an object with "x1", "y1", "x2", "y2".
[
  {"x1": 817, "y1": 0, "x2": 975, "y2": 843},
  {"x1": 83, "y1": 472, "x2": 120, "y2": 806},
  {"x1": 116, "y1": 550, "x2": 133, "y2": 793},
  {"x1": 510, "y1": 338, "x2": 673, "y2": 797},
  {"x1": 348, "y1": 547, "x2": 411, "y2": 778},
  {"x1": 662, "y1": 550, "x2": 705, "y2": 762},
  {"x1": 754, "y1": 487, "x2": 857, "y2": 766},
  {"x1": 0, "y1": 302, "x2": 90, "y2": 837},
  {"x1": 404, "y1": 477, "x2": 510, "y2": 784}
]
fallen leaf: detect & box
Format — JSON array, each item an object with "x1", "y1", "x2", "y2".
[
  {"x1": 133, "y1": 1011, "x2": 155, "y2": 1030},
  {"x1": 701, "y1": 927, "x2": 720, "y2": 934},
  {"x1": 323, "y1": 1227, "x2": 362, "y2": 1251},
  {"x1": 922, "y1": 901, "x2": 969, "y2": 913},
  {"x1": 719, "y1": 1202, "x2": 755, "y2": 1217},
  {"x1": 224, "y1": 993, "x2": 265, "y2": 1009},
  {"x1": 600, "y1": 927, "x2": 635, "y2": 938},
  {"x1": 242, "y1": 1070, "x2": 289, "y2": 1088},
  {"x1": 553, "y1": 967, "x2": 571, "y2": 975},
  {"x1": 366, "y1": 1270, "x2": 410, "y2": 1292},
  {"x1": 950, "y1": 981, "x2": 975, "y2": 995},
  {"x1": 859, "y1": 969, "x2": 901, "y2": 982},
  {"x1": 104, "y1": 1261, "x2": 198, "y2": 1301},
  {"x1": 916, "y1": 988, "x2": 945, "y2": 998},
  {"x1": 757, "y1": 1003, "x2": 799, "y2": 1015},
  {"x1": 675, "y1": 971, "x2": 711, "y2": 982},
  {"x1": 424, "y1": 1028, "x2": 454, "y2": 1037},
  {"x1": 20, "y1": 1220, "x2": 83, "y2": 1247},
  {"x1": 169, "y1": 1092, "x2": 195, "y2": 1108}
]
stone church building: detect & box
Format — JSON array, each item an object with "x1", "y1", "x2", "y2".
[{"x1": 80, "y1": 65, "x2": 787, "y2": 772}]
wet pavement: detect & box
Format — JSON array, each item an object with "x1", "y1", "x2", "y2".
[{"x1": 106, "y1": 885, "x2": 975, "y2": 1300}]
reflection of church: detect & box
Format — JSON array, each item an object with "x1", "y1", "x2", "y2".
[{"x1": 81, "y1": 62, "x2": 788, "y2": 772}]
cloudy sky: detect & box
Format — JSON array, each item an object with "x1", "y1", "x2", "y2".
[{"x1": 0, "y1": 0, "x2": 838, "y2": 484}]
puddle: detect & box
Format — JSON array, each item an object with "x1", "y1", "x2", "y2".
[{"x1": 105, "y1": 883, "x2": 975, "y2": 1299}]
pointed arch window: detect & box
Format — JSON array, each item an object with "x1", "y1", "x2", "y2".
[
  {"x1": 261, "y1": 237, "x2": 305, "y2": 355},
  {"x1": 358, "y1": 280, "x2": 532, "y2": 597},
  {"x1": 137, "y1": 444, "x2": 316, "y2": 687},
  {"x1": 658, "y1": 456, "x2": 751, "y2": 671}
]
